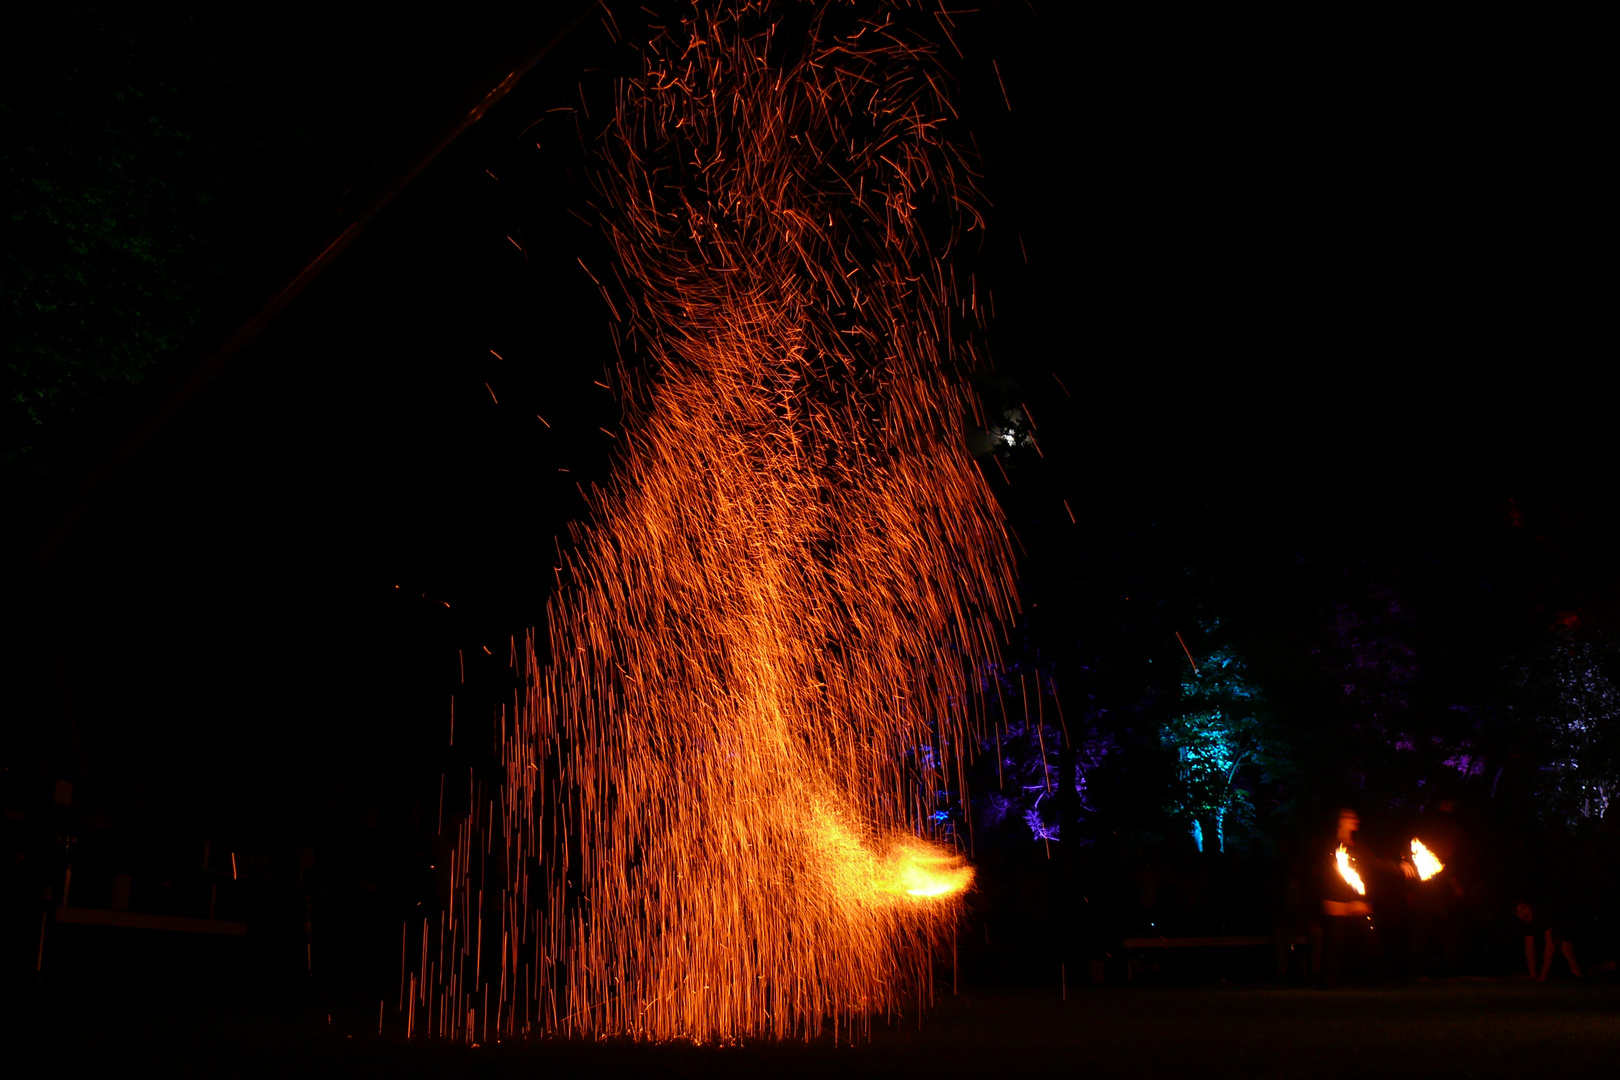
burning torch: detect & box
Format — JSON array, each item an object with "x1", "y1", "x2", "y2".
[
  {"x1": 1408, "y1": 838, "x2": 1444, "y2": 881},
  {"x1": 1323, "y1": 844, "x2": 1373, "y2": 917},
  {"x1": 1335, "y1": 845, "x2": 1366, "y2": 895}
]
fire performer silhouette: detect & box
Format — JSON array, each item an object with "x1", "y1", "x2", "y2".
[
  {"x1": 1317, "y1": 808, "x2": 1417, "y2": 989},
  {"x1": 1410, "y1": 799, "x2": 1463, "y2": 976}
]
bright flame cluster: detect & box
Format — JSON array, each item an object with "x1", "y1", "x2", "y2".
[
  {"x1": 405, "y1": 2, "x2": 1015, "y2": 1045},
  {"x1": 1410, "y1": 838, "x2": 1444, "y2": 881},
  {"x1": 876, "y1": 837, "x2": 976, "y2": 899},
  {"x1": 1335, "y1": 844, "x2": 1367, "y2": 895}
]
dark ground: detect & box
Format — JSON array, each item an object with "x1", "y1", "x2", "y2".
[{"x1": 9, "y1": 979, "x2": 1619, "y2": 1078}]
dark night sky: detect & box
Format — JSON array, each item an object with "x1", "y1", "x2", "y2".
[{"x1": 4, "y1": 4, "x2": 1610, "y2": 852}]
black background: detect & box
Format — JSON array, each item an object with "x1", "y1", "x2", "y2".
[{"x1": 3, "y1": 1, "x2": 1610, "y2": 989}]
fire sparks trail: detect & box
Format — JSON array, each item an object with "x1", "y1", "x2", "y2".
[{"x1": 408, "y1": 2, "x2": 1017, "y2": 1044}]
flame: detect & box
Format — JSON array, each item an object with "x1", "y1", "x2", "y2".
[
  {"x1": 804, "y1": 804, "x2": 974, "y2": 904},
  {"x1": 880, "y1": 838, "x2": 974, "y2": 899},
  {"x1": 1410, "y1": 838, "x2": 1444, "y2": 881},
  {"x1": 1335, "y1": 844, "x2": 1366, "y2": 895}
]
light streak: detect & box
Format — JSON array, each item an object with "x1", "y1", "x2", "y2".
[
  {"x1": 1175, "y1": 631, "x2": 1199, "y2": 675},
  {"x1": 991, "y1": 58, "x2": 1012, "y2": 111}
]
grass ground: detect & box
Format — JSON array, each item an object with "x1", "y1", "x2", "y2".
[{"x1": 9, "y1": 979, "x2": 1619, "y2": 1078}]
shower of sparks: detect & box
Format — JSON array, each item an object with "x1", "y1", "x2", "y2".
[{"x1": 406, "y1": 1, "x2": 1018, "y2": 1044}]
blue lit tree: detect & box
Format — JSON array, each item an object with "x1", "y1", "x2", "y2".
[{"x1": 1161, "y1": 640, "x2": 1276, "y2": 853}]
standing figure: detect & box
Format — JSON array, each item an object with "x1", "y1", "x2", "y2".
[
  {"x1": 1319, "y1": 808, "x2": 1415, "y2": 989},
  {"x1": 1410, "y1": 798, "x2": 1464, "y2": 976}
]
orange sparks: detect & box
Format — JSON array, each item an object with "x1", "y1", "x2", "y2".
[
  {"x1": 992, "y1": 58, "x2": 1012, "y2": 111},
  {"x1": 411, "y1": 1, "x2": 1015, "y2": 1045}
]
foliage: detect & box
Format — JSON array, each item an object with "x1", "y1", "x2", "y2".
[
  {"x1": 1512, "y1": 631, "x2": 1620, "y2": 826},
  {"x1": 1160, "y1": 636, "x2": 1281, "y2": 851},
  {"x1": 2, "y1": 6, "x2": 216, "y2": 468},
  {"x1": 1312, "y1": 579, "x2": 1419, "y2": 740},
  {"x1": 971, "y1": 662, "x2": 1115, "y2": 845}
]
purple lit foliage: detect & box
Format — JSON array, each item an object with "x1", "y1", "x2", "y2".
[
  {"x1": 1437, "y1": 704, "x2": 1490, "y2": 783},
  {"x1": 1310, "y1": 574, "x2": 1461, "y2": 807},
  {"x1": 1313, "y1": 581, "x2": 1418, "y2": 743},
  {"x1": 975, "y1": 666, "x2": 1112, "y2": 844}
]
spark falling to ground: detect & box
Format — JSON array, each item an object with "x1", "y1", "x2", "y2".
[{"x1": 408, "y1": 1, "x2": 1017, "y2": 1043}]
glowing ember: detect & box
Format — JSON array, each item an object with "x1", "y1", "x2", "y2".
[
  {"x1": 1410, "y1": 838, "x2": 1444, "y2": 881},
  {"x1": 1335, "y1": 844, "x2": 1367, "y2": 895},
  {"x1": 403, "y1": 2, "x2": 1016, "y2": 1044}
]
